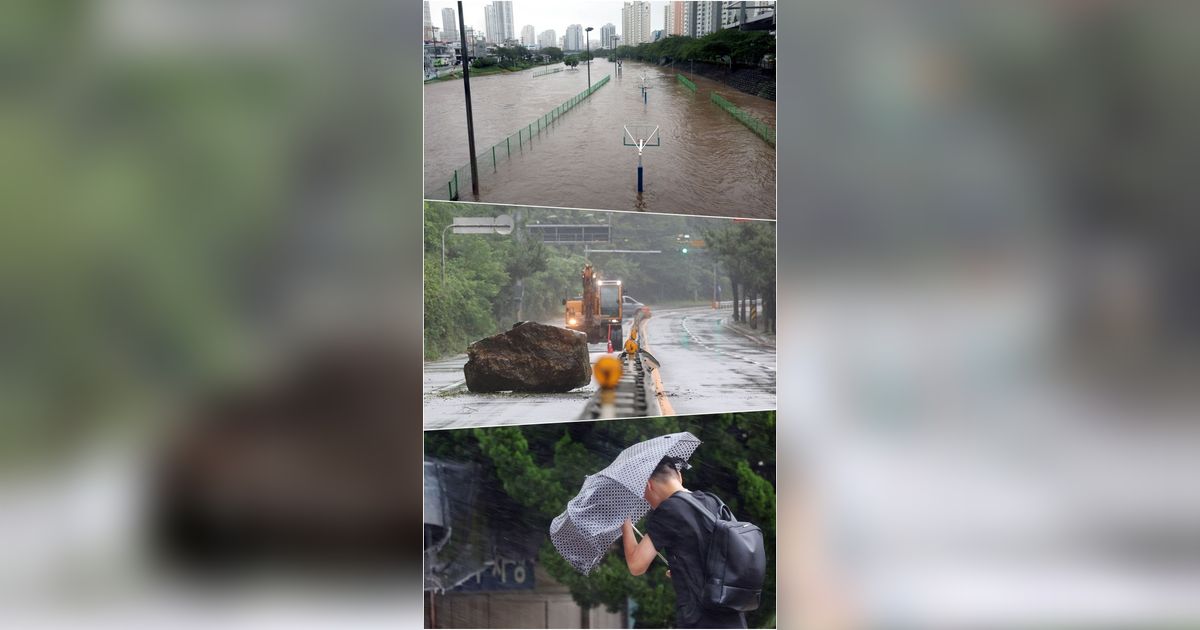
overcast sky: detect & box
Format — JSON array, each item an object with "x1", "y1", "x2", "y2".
[{"x1": 427, "y1": 1, "x2": 667, "y2": 41}]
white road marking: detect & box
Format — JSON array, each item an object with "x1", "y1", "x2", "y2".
[{"x1": 679, "y1": 314, "x2": 776, "y2": 372}]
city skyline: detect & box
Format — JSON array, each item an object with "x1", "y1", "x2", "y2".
[{"x1": 426, "y1": 0, "x2": 674, "y2": 46}]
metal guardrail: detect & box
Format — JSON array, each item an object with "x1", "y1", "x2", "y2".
[
  {"x1": 446, "y1": 74, "x2": 612, "y2": 200},
  {"x1": 578, "y1": 307, "x2": 666, "y2": 420},
  {"x1": 710, "y1": 91, "x2": 776, "y2": 147},
  {"x1": 676, "y1": 73, "x2": 697, "y2": 93},
  {"x1": 578, "y1": 351, "x2": 658, "y2": 420}
]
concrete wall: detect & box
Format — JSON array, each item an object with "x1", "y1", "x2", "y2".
[
  {"x1": 683, "y1": 60, "x2": 776, "y2": 101},
  {"x1": 429, "y1": 565, "x2": 625, "y2": 629}
]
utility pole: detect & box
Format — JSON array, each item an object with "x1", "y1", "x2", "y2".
[
  {"x1": 584, "y1": 26, "x2": 594, "y2": 89},
  {"x1": 457, "y1": 2, "x2": 480, "y2": 197},
  {"x1": 713, "y1": 260, "x2": 719, "y2": 308},
  {"x1": 514, "y1": 207, "x2": 524, "y2": 321},
  {"x1": 441, "y1": 223, "x2": 454, "y2": 285}
]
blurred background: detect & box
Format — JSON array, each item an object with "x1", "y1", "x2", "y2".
[
  {"x1": 3, "y1": 0, "x2": 1200, "y2": 628},
  {"x1": 779, "y1": 0, "x2": 1200, "y2": 627},
  {"x1": 0, "y1": 0, "x2": 425, "y2": 626}
]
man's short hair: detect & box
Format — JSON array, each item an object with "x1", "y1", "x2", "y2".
[{"x1": 650, "y1": 456, "x2": 690, "y2": 482}]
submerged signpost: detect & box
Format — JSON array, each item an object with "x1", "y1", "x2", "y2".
[
  {"x1": 623, "y1": 124, "x2": 660, "y2": 193},
  {"x1": 638, "y1": 74, "x2": 653, "y2": 104}
]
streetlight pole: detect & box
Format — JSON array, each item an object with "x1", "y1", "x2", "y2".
[
  {"x1": 584, "y1": 26, "x2": 593, "y2": 89},
  {"x1": 456, "y1": 2, "x2": 480, "y2": 198},
  {"x1": 713, "y1": 260, "x2": 719, "y2": 308},
  {"x1": 441, "y1": 223, "x2": 455, "y2": 285}
]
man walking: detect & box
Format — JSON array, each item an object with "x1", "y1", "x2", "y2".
[{"x1": 621, "y1": 456, "x2": 748, "y2": 629}]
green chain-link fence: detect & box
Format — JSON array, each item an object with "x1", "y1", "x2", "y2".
[
  {"x1": 710, "y1": 91, "x2": 776, "y2": 147},
  {"x1": 446, "y1": 74, "x2": 611, "y2": 200},
  {"x1": 676, "y1": 73, "x2": 697, "y2": 93},
  {"x1": 533, "y1": 67, "x2": 565, "y2": 78}
]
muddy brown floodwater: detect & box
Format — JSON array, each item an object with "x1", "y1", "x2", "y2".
[{"x1": 423, "y1": 61, "x2": 775, "y2": 217}]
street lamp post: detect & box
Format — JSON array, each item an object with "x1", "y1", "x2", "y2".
[
  {"x1": 456, "y1": 1, "x2": 479, "y2": 198},
  {"x1": 585, "y1": 26, "x2": 594, "y2": 89},
  {"x1": 713, "y1": 260, "x2": 719, "y2": 308},
  {"x1": 441, "y1": 223, "x2": 454, "y2": 285}
]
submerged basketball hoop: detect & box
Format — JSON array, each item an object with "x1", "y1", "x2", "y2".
[
  {"x1": 623, "y1": 124, "x2": 660, "y2": 193},
  {"x1": 638, "y1": 74, "x2": 653, "y2": 103}
]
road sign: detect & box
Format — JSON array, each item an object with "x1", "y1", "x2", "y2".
[
  {"x1": 452, "y1": 215, "x2": 513, "y2": 235},
  {"x1": 585, "y1": 249, "x2": 661, "y2": 254},
  {"x1": 452, "y1": 217, "x2": 496, "y2": 227},
  {"x1": 527, "y1": 224, "x2": 610, "y2": 243},
  {"x1": 451, "y1": 559, "x2": 536, "y2": 592}
]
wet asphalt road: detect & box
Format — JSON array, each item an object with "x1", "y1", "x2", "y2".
[{"x1": 422, "y1": 305, "x2": 776, "y2": 430}]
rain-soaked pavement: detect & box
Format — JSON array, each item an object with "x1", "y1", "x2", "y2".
[
  {"x1": 423, "y1": 61, "x2": 775, "y2": 217},
  {"x1": 422, "y1": 305, "x2": 776, "y2": 430}
]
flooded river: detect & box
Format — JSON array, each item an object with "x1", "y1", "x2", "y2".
[{"x1": 423, "y1": 61, "x2": 775, "y2": 217}]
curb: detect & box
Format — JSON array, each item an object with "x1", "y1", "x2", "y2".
[
  {"x1": 720, "y1": 319, "x2": 775, "y2": 349},
  {"x1": 431, "y1": 379, "x2": 468, "y2": 395}
]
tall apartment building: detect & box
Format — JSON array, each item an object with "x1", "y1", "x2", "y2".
[
  {"x1": 621, "y1": 1, "x2": 652, "y2": 47},
  {"x1": 599, "y1": 23, "x2": 616, "y2": 50},
  {"x1": 483, "y1": 1, "x2": 515, "y2": 44},
  {"x1": 500, "y1": 1, "x2": 515, "y2": 41},
  {"x1": 537, "y1": 29, "x2": 557, "y2": 49},
  {"x1": 684, "y1": 1, "x2": 724, "y2": 37},
  {"x1": 422, "y1": 1, "x2": 434, "y2": 40},
  {"x1": 521, "y1": 25, "x2": 536, "y2": 47},
  {"x1": 483, "y1": 5, "x2": 497, "y2": 43},
  {"x1": 565, "y1": 24, "x2": 583, "y2": 51},
  {"x1": 665, "y1": 1, "x2": 686, "y2": 36},
  {"x1": 441, "y1": 7, "x2": 458, "y2": 43},
  {"x1": 722, "y1": 1, "x2": 774, "y2": 29}
]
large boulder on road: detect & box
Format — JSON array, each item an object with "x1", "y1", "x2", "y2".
[{"x1": 464, "y1": 322, "x2": 591, "y2": 393}]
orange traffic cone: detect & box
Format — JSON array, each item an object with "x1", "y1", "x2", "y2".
[{"x1": 607, "y1": 338, "x2": 614, "y2": 353}]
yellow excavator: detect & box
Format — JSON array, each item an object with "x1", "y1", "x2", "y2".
[{"x1": 563, "y1": 264, "x2": 624, "y2": 349}]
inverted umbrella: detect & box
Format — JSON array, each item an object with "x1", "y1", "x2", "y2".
[{"x1": 550, "y1": 432, "x2": 702, "y2": 574}]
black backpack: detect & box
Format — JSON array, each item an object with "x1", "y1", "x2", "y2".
[{"x1": 676, "y1": 492, "x2": 766, "y2": 612}]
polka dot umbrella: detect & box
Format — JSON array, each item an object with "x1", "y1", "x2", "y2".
[{"x1": 549, "y1": 432, "x2": 702, "y2": 574}]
